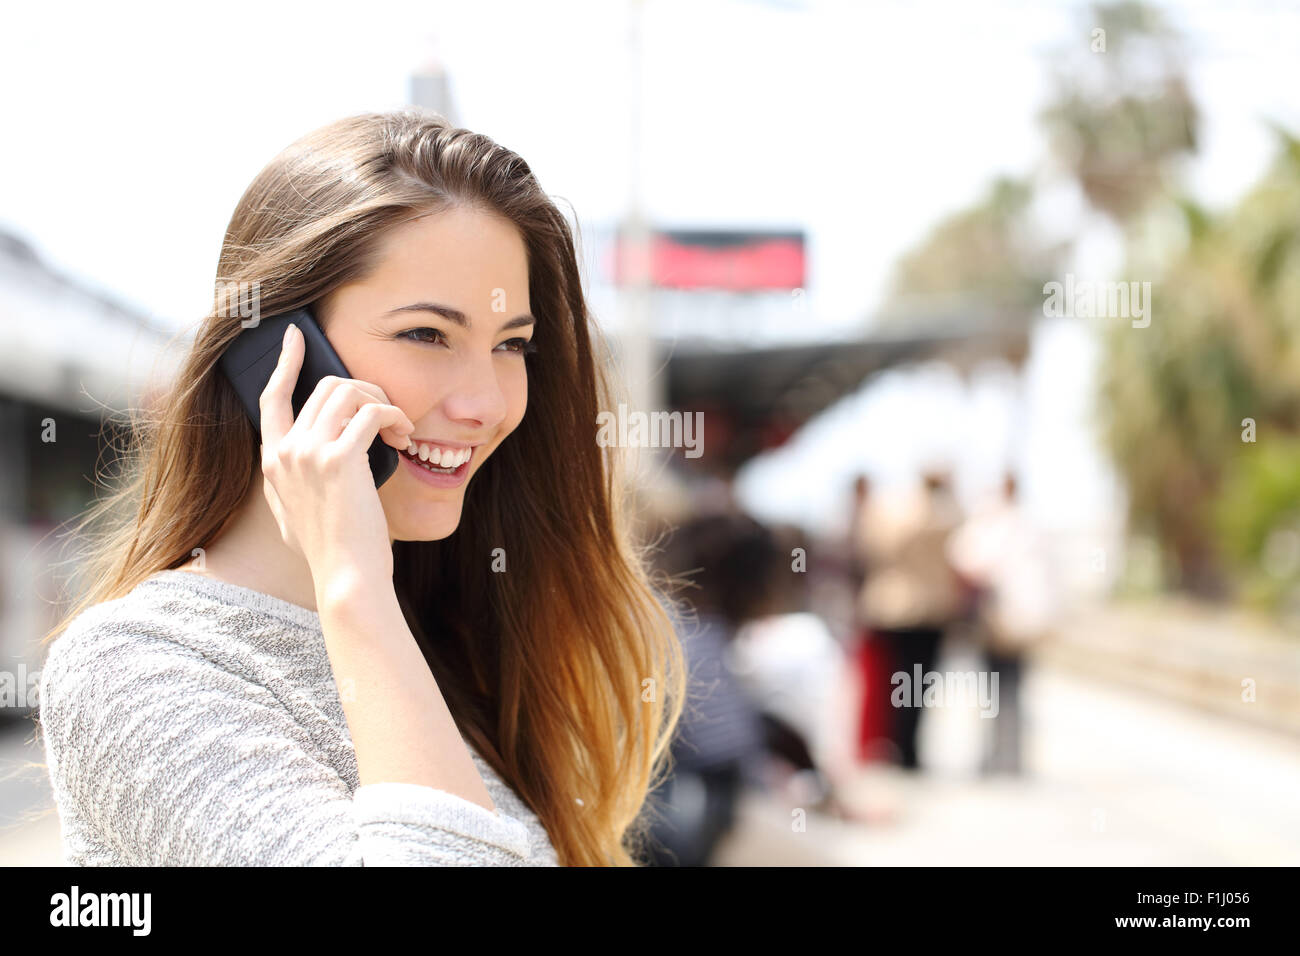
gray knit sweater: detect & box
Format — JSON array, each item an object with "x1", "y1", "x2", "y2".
[{"x1": 37, "y1": 569, "x2": 559, "y2": 866}]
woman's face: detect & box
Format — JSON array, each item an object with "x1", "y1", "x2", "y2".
[{"x1": 317, "y1": 204, "x2": 533, "y2": 542}]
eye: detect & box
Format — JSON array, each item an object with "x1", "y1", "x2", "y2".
[
  {"x1": 497, "y1": 337, "x2": 538, "y2": 355},
  {"x1": 397, "y1": 327, "x2": 537, "y2": 355},
  {"x1": 397, "y1": 327, "x2": 447, "y2": 347}
]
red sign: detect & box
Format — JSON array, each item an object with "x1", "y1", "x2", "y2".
[{"x1": 611, "y1": 230, "x2": 804, "y2": 290}]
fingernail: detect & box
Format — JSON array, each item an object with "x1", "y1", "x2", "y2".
[{"x1": 283, "y1": 324, "x2": 295, "y2": 347}]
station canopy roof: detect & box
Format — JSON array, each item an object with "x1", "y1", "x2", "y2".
[{"x1": 656, "y1": 307, "x2": 1033, "y2": 473}]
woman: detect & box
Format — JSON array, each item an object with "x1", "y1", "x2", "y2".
[{"x1": 35, "y1": 109, "x2": 686, "y2": 866}]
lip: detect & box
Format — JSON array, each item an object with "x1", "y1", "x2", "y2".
[
  {"x1": 400, "y1": 444, "x2": 471, "y2": 488},
  {"x1": 407, "y1": 438, "x2": 481, "y2": 449}
]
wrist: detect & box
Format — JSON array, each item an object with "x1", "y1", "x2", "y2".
[{"x1": 313, "y1": 563, "x2": 394, "y2": 616}]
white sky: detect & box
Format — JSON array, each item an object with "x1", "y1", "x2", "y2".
[
  {"x1": 3, "y1": 0, "x2": 1298, "y2": 556},
  {"x1": 8, "y1": 0, "x2": 1293, "y2": 330}
]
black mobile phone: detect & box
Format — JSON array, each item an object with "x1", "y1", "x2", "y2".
[{"x1": 218, "y1": 305, "x2": 400, "y2": 488}]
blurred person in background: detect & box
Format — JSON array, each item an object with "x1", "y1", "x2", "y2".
[
  {"x1": 642, "y1": 510, "x2": 771, "y2": 866},
  {"x1": 854, "y1": 468, "x2": 967, "y2": 771},
  {"x1": 846, "y1": 473, "x2": 899, "y2": 764},
  {"x1": 644, "y1": 509, "x2": 868, "y2": 865},
  {"x1": 947, "y1": 472, "x2": 1057, "y2": 776},
  {"x1": 728, "y1": 521, "x2": 874, "y2": 822}
]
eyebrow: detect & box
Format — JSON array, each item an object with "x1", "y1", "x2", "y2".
[{"x1": 383, "y1": 301, "x2": 536, "y2": 332}]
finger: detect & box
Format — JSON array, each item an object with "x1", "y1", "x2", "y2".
[
  {"x1": 295, "y1": 376, "x2": 392, "y2": 434},
  {"x1": 259, "y1": 322, "x2": 305, "y2": 449},
  {"x1": 345, "y1": 378, "x2": 392, "y2": 406},
  {"x1": 338, "y1": 403, "x2": 419, "y2": 455},
  {"x1": 293, "y1": 374, "x2": 345, "y2": 435},
  {"x1": 312, "y1": 384, "x2": 413, "y2": 446}
]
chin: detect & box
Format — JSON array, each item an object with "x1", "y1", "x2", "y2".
[{"x1": 388, "y1": 499, "x2": 465, "y2": 543}]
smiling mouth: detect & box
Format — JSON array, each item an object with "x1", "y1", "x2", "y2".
[{"x1": 403, "y1": 447, "x2": 475, "y2": 478}]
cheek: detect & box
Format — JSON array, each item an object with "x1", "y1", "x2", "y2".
[
  {"x1": 357, "y1": 362, "x2": 427, "y2": 413},
  {"x1": 502, "y1": 364, "x2": 529, "y2": 430}
]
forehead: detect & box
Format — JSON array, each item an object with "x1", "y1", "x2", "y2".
[{"x1": 366, "y1": 205, "x2": 530, "y2": 304}]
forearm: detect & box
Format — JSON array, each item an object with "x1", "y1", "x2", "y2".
[{"x1": 314, "y1": 572, "x2": 497, "y2": 815}]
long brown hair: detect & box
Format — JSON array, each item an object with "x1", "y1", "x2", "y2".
[{"x1": 37, "y1": 109, "x2": 687, "y2": 866}]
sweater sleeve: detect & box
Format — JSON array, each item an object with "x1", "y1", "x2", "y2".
[{"x1": 38, "y1": 617, "x2": 536, "y2": 866}]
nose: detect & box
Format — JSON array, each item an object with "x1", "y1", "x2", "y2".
[{"x1": 438, "y1": 348, "x2": 509, "y2": 430}]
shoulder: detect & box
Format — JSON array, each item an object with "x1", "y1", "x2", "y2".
[
  {"x1": 44, "y1": 575, "x2": 198, "y2": 660},
  {"x1": 42, "y1": 591, "x2": 164, "y2": 685},
  {"x1": 41, "y1": 572, "x2": 321, "y2": 702},
  {"x1": 38, "y1": 580, "x2": 239, "y2": 726}
]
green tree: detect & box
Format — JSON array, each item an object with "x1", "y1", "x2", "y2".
[
  {"x1": 1100, "y1": 129, "x2": 1300, "y2": 598},
  {"x1": 884, "y1": 176, "x2": 1064, "y2": 319},
  {"x1": 1039, "y1": 0, "x2": 1198, "y2": 225}
]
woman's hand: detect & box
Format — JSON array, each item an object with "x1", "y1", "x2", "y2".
[{"x1": 258, "y1": 322, "x2": 414, "y2": 591}]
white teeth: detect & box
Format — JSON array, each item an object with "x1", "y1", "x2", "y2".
[{"x1": 404, "y1": 443, "x2": 472, "y2": 468}]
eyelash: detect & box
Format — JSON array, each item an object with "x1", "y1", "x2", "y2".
[{"x1": 397, "y1": 327, "x2": 538, "y2": 355}]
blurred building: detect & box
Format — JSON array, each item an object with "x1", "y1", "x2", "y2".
[
  {"x1": 590, "y1": 222, "x2": 1031, "y2": 483},
  {"x1": 0, "y1": 229, "x2": 178, "y2": 717}
]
